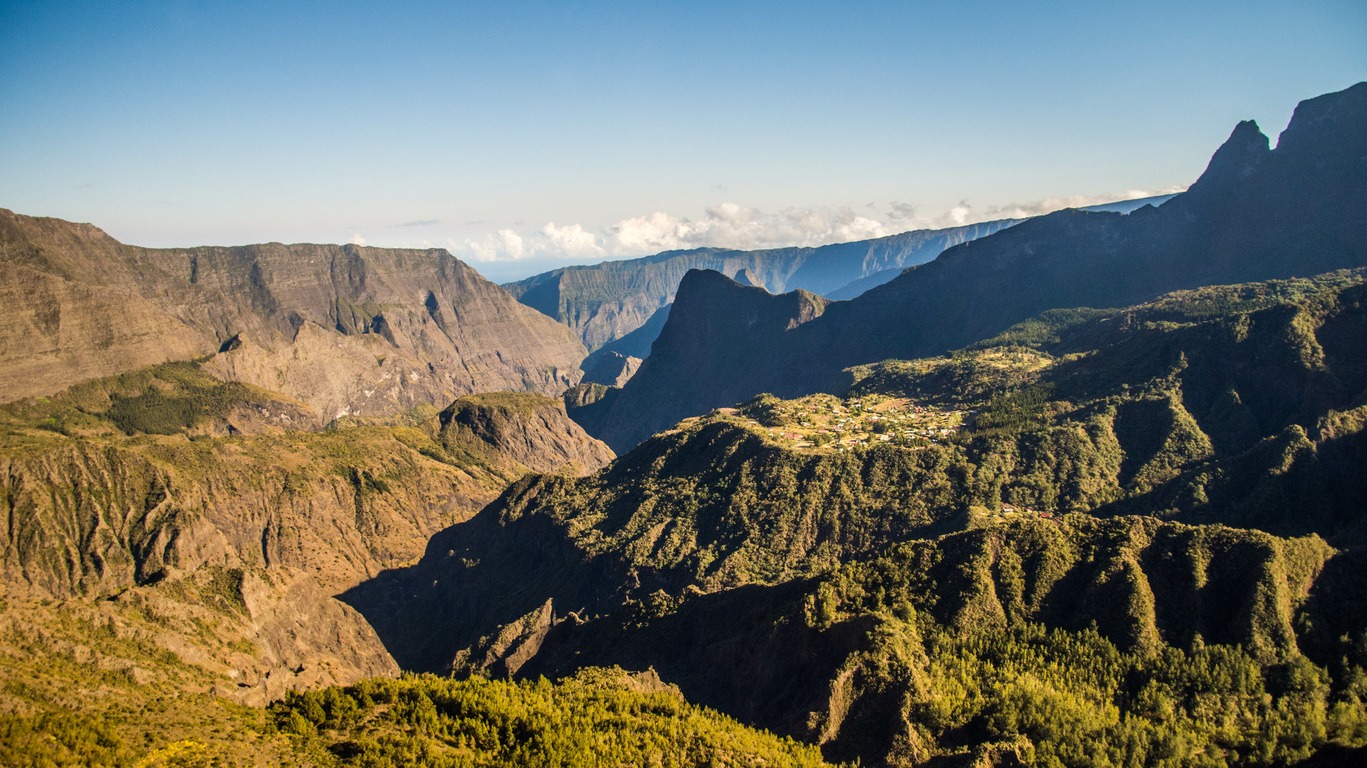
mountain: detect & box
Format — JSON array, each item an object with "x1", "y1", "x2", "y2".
[
  {"x1": 0, "y1": 359, "x2": 612, "y2": 729},
  {"x1": 580, "y1": 83, "x2": 1367, "y2": 452},
  {"x1": 0, "y1": 209, "x2": 587, "y2": 418},
  {"x1": 505, "y1": 219, "x2": 1019, "y2": 354},
  {"x1": 1078, "y1": 192, "x2": 1179, "y2": 214},
  {"x1": 341, "y1": 270, "x2": 1367, "y2": 766}
]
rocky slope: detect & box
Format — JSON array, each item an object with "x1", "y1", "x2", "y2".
[
  {"x1": 506, "y1": 219, "x2": 1018, "y2": 353},
  {"x1": 0, "y1": 210, "x2": 587, "y2": 417},
  {"x1": 0, "y1": 361, "x2": 613, "y2": 725},
  {"x1": 0, "y1": 362, "x2": 613, "y2": 600},
  {"x1": 584, "y1": 83, "x2": 1367, "y2": 451}
]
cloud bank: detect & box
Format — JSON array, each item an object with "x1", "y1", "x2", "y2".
[{"x1": 453, "y1": 187, "x2": 1186, "y2": 264}]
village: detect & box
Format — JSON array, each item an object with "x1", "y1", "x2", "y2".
[
  {"x1": 719, "y1": 392, "x2": 972, "y2": 452},
  {"x1": 699, "y1": 393, "x2": 1058, "y2": 521}
]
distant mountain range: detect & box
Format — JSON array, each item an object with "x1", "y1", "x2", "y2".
[
  {"x1": 0, "y1": 211, "x2": 587, "y2": 418},
  {"x1": 504, "y1": 195, "x2": 1178, "y2": 363},
  {"x1": 573, "y1": 82, "x2": 1367, "y2": 452},
  {"x1": 505, "y1": 218, "x2": 1021, "y2": 356}
]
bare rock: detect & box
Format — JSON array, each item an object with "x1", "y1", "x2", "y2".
[{"x1": 0, "y1": 210, "x2": 587, "y2": 415}]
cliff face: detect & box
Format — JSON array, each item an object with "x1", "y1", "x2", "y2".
[
  {"x1": 589, "y1": 83, "x2": 1367, "y2": 451},
  {"x1": 0, "y1": 564, "x2": 401, "y2": 714},
  {"x1": 581, "y1": 351, "x2": 642, "y2": 387},
  {"x1": 0, "y1": 364, "x2": 619, "y2": 601},
  {"x1": 0, "y1": 211, "x2": 588, "y2": 416},
  {"x1": 0, "y1": 418, "x2": 501, "y2": 600},
  {"x1": 570, "y1": 270, "x2": 830, "y2": 451},
  {"x1": 505, "y1": 220, "x2": 1017, "y2": 353}
]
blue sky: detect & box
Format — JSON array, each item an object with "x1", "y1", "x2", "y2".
[{"x1": 2, "y1": 1, "x2": 1363, "y2": 281}]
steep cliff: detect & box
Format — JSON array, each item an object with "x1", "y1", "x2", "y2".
[
  {"x1": 0, "y1": 361, "x2": 616, "y2": 601},
  {"x1": 581, "y1": 351, "x2": 642, "y2": 387},
  {"x1": 0, "y1": 210, "x2": 588, "y2": 416},
  {"x1": 571, "y1": 270, "x2": 831, "y2": 450}
]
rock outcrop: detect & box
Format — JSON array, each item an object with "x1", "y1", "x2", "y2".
[
  {"x1": 0, "y1": 211, "x2": 588, "y2": 416},
  {"x1": 569, "y1": 269, "x2": 830, "y2": 451},
  {"x1": 0, "y1": 362, "x2": 616, "y2": 709}
]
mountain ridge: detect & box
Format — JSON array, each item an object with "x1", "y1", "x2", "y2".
[
  {"x1": 506, "y1": 218, "x2": 1020, "y2": 354},
  {"x1": 0, "y1": 209, "x2": 588, "y2": 417},
  {"x1": 578, "y1": 82, "x2": 1367, "y2": 451}
]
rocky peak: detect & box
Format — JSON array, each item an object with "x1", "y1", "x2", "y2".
[
  {"x1": 1182, "y1": 119, "x2": 1271, "y2": 200},
  {"x1": 570, "y1": 271, "x2": 834, "y2": 451},
  {"x1": 655, "y1": 270, "x2": 817, "y2": 358}
]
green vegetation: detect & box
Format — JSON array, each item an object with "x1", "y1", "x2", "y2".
[
  {"x1": 270, "y1": 670, "x2": 835, "y2": 767},
  {"x1": 343, "y1": 270, "x2": 1367, "y2": 767},
  {"x1": 848, "y1": 345, "x2": 1056, "y2": 407},
  {"x1": 0, "y1": 360, "x2": 288, "y2": 438},
  {"x1": 788, "y1": 515, "x2": 1367, "y2": 766},
  {"x1": 504, "y1": 516, "x2": 1366, "y2": 767},
  {"x1": 0, "y1": 584, "x2": 295, "y2": 768},
  {"x1": 448, "y1": 391, "x2": 557, "y2": 417},
  {"x1": 4, "y1": 271, "x2": 1366, "y2": 766},
  {"x1": 1, "y1": 589, "x2": 836, "y2": 768}
]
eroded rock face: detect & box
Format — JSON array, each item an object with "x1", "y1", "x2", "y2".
[
  {"x1": 569, "y1": 270, "x2": 831, "y2": 452},
  {"x1": 0, "y1": 566, "x2": 400, "y2": 707},
  {"x1": 0, "y1": 212, "x2": 588, "y2": 415}
]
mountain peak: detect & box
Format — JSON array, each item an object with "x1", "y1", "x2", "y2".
[{"x1": 1184, "y1": 119, "x2": 1270, "y2": 198}]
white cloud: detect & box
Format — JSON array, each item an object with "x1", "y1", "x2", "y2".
[
  {"x1": 541, "y1": 222, "x2": 605, "y2": 258},
  {"x1": 350, "y1": 233, "x2": 366, "y2": 246},
  {"x1": 963, "y1": 185, "x2": 1188, "y2": 223},
  {"x1": 447, "y1": 185, "x2": 1189, "y2": 265},
  {"x1": 462, "y1": 228, "x2": 526, "y2": 262},
  {"x1": 603, "y1": 202, "x2": 893, "y2": 255}
]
